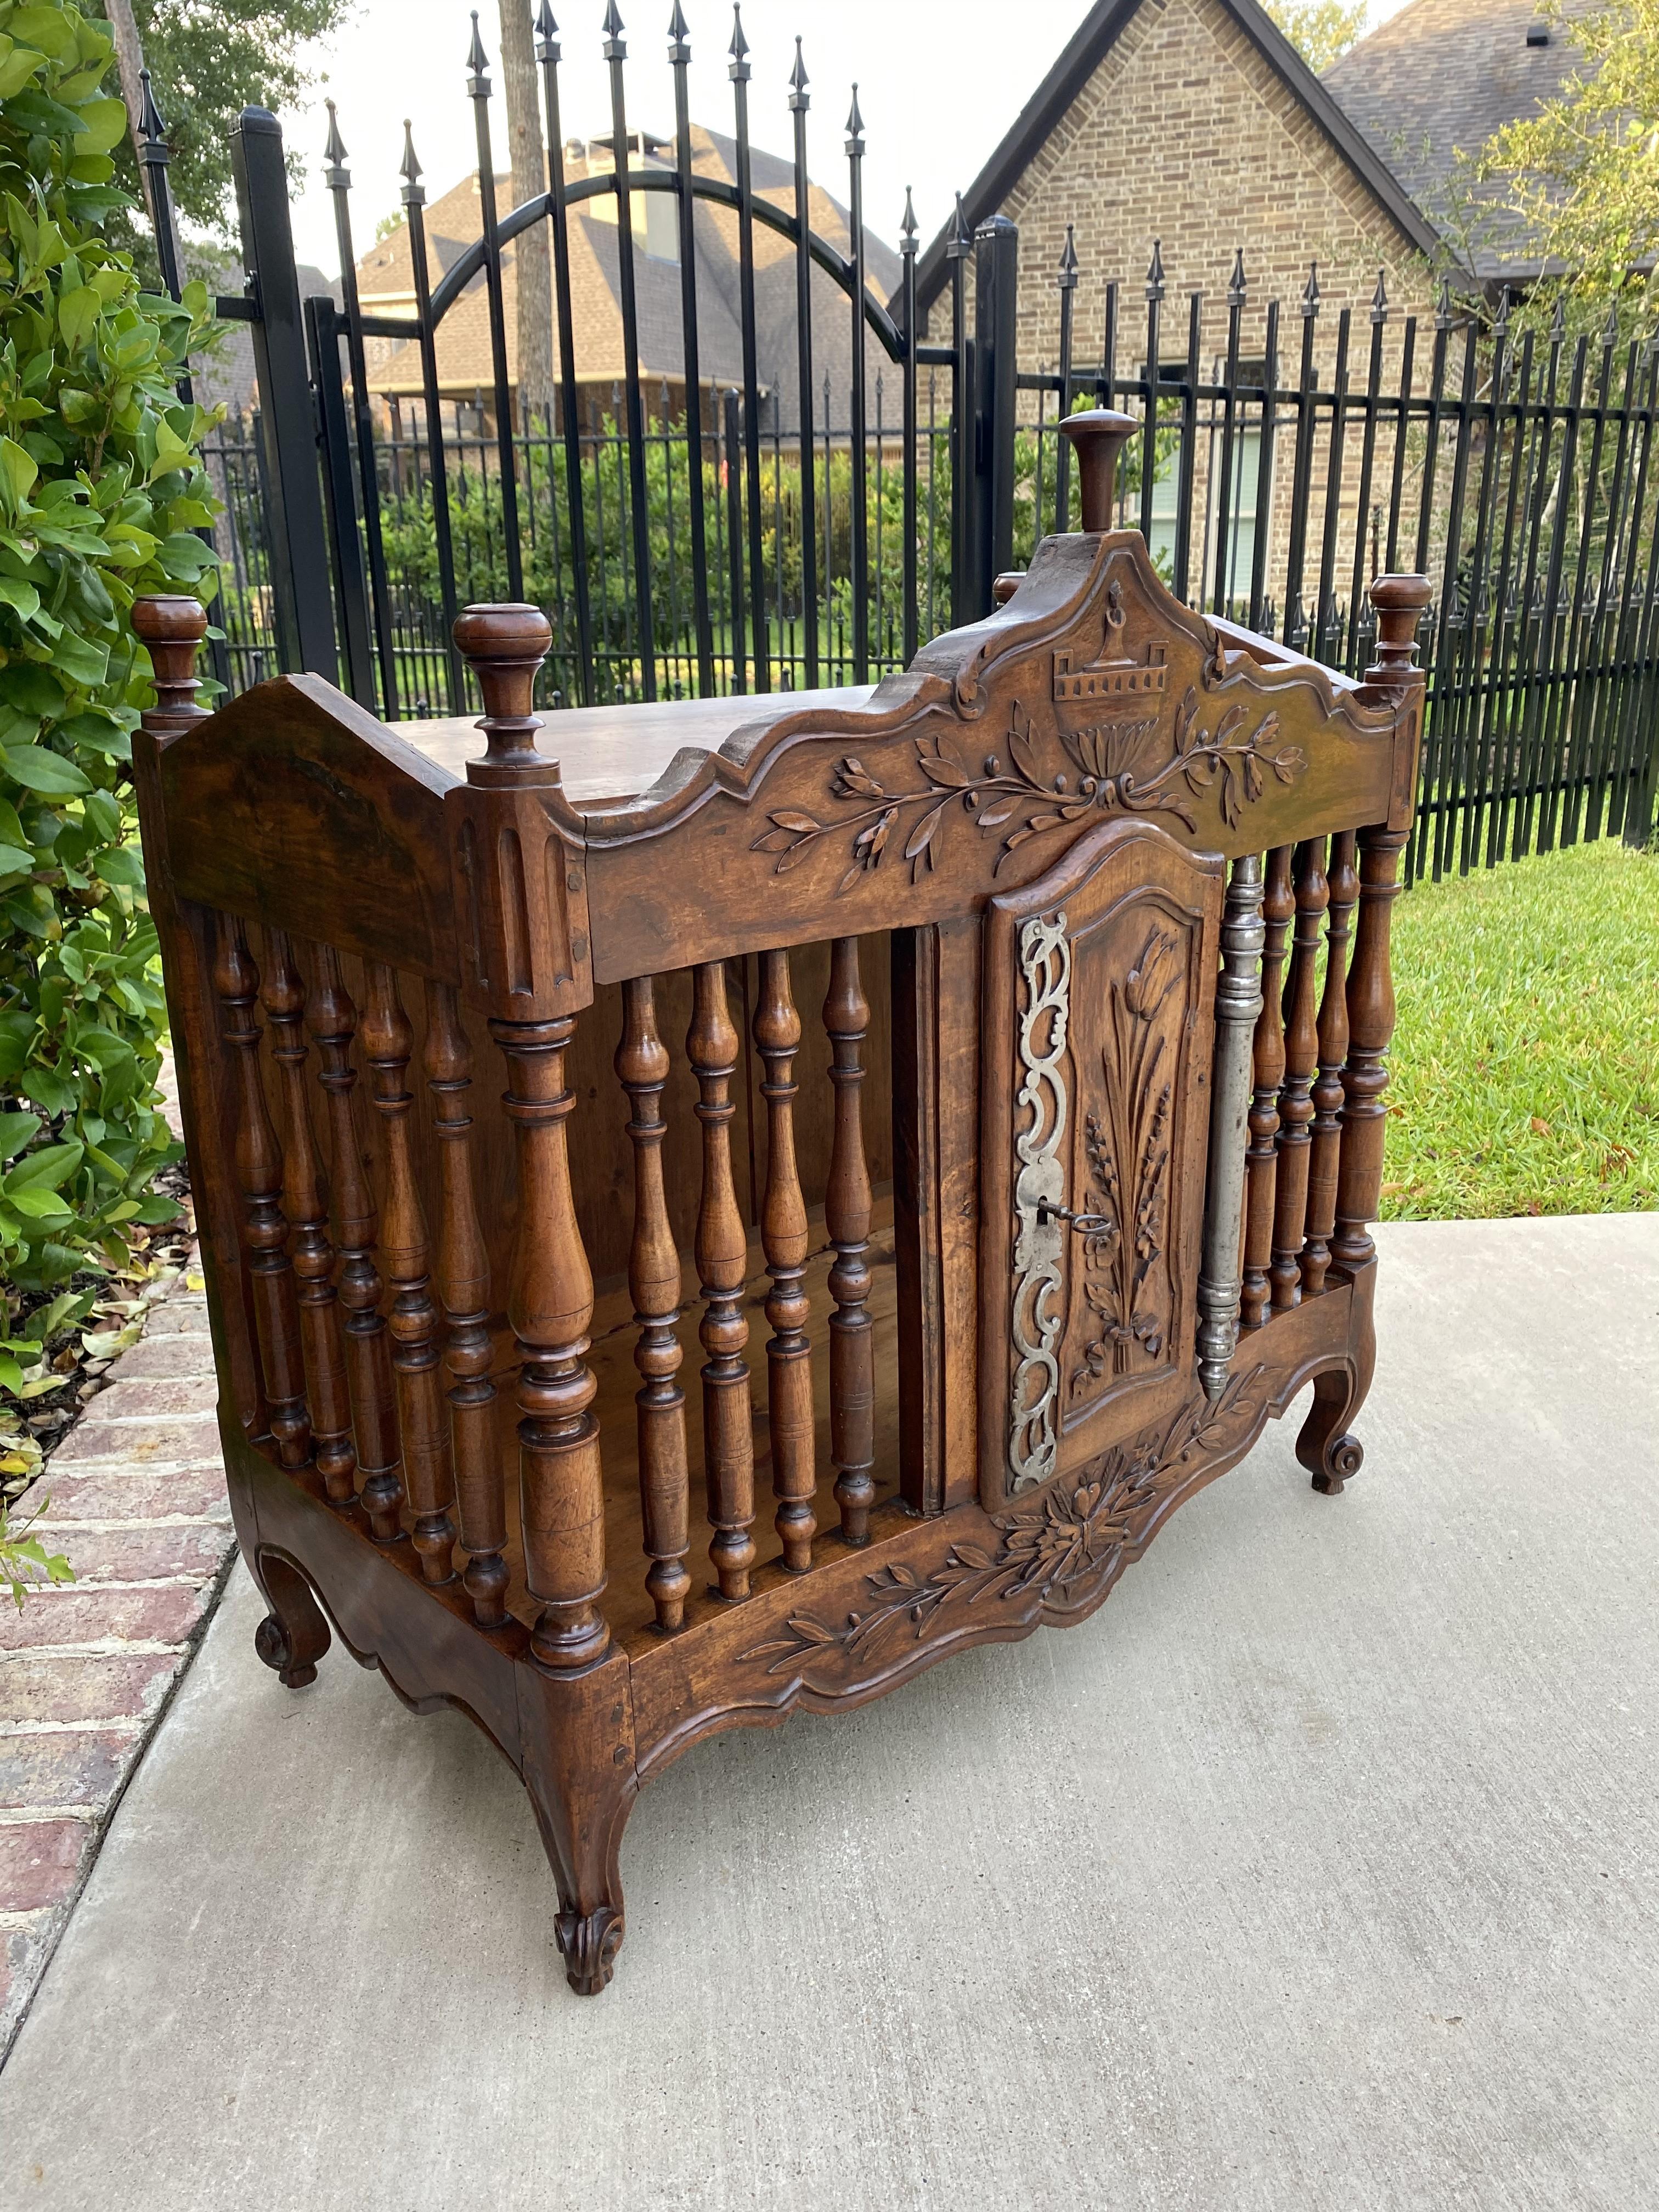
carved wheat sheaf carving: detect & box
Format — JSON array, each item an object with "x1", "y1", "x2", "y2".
[
  {"x1": 740, "y1": 1368, "x2": 1266, "y2": 1678},
  {"x1": 751, "y1": 687, "x2": 1306, "y2": 894},
  {"x1": 1071, "y1": 927, "x2": 1178, "y2": 1400}
]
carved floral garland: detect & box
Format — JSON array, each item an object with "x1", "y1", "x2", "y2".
[
  {"x1": 751, "y1": 687, "x2": 1306, "y2": 895},
  {"x1": 741, "y1": 1366, "x2": 1265, "y2": 1677}
]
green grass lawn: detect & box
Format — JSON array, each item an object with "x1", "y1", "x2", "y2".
[{"x1": 1383, "y1": 837, "x2": 1659, "y2": 1221}]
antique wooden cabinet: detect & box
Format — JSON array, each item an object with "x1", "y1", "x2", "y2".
[{"x1": 131, "y1": 414, "x2": 1429, "y2": 1994}]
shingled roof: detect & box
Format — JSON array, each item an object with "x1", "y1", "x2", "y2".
[
  {"x1": 357, "y1": 122, "x2": 901, "y2": 436},
  {"x1": 1322, "y1": 0, "x2": 1602, "y2": 279},
  {"x1": 903, "y1": 0, "x2": 1442, "y2": 321}
]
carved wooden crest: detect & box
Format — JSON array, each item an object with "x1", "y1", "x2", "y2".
[
  {"x1": 979, "y1": 817, "x2": 1223, "y2": 1506},
  {"x1": 579, "y1": 529, "x2": 1399, "y2": 979}
]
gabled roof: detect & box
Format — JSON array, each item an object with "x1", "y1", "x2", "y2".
[
  {"x1": 902, "y1": 0, "x2": 1444, "y2": 320},
  {"x1": 1322, "y1": 0, "x2": 1602, "y2": 280}
]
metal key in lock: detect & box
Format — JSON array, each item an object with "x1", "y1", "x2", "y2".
[{"x1": 1035, "y1": 1199, "x2": 1115, "y2": 1236}]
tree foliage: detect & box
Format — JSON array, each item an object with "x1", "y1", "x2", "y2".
[
  {"x1": 0, "y1": 0, "x2": 221, "y2": 1388},
  {"x1": 1474, "y1": 0, "x2": 1659, "y2": 335},
  {"x1": 1264, "y1": 1, "x2": 1368, "y2": 75},
  {"x1": 95, "y1": 0, "x2": 351, "y2": 241}
]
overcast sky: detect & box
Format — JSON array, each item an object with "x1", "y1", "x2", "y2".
[{"x1": 279, "y1": 0, "x2": 1418, "y2": 277}]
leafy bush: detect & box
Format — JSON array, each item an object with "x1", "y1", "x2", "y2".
[{"x1": 0, "y1": 0, "x2": 219, "y2": 1381}]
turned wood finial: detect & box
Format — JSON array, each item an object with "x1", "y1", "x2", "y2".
[
  {"x1": 1056, "y1": 409, "x2": 1140, "y2": 533},
  {"x1": 131, "y1": 594, "x2": 208, "y2": 732},
  {"x1": 1365, "y1": 573, "x2": 1432, "y2": 685},
  {"x1": 453, "y1": 602, "x2": 556, "y2": 786}
]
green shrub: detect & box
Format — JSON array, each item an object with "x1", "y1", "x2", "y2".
[{"x1": 0, "y1": 0, "x2": 219, "y2": 1381}]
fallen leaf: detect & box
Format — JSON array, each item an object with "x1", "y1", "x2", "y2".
[{"x1": 1529, "y1": 1116, "x2": 1551, "y2": 1136}]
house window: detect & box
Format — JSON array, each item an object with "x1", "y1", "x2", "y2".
[{"x1": 1143, "y1": 362, "x2": 1263, "y2": 608}]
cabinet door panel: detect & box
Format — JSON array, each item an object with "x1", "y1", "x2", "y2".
[{"x1": 979, "y1": 819, "x2": 1223, "y2": 1506}]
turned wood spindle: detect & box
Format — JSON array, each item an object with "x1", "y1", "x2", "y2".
[
  {"x1": 306, "y1": 947, "x2": 404, "y2": 1542},
  {"x1": 1301, "y1": 831, "x2": 1358, "y2": 1296},
  {"x1": 1333, "y1": 827, "x2": 1408, "y2": 1277},
  {"x1": 1240, "y1": 846, "x2": 1294, "y2": 1329},
  {"x1": 688, "y1": 961, "x2": 757, "y2": 1602},
  {"x1": 824, "y1": 936, "x2": 875, "y2": 1546},
  {"x1": 755, "y1": 949, "x2": 816, "y2": 1572},
  {"x1": 363, "y1": 964, "x2": 456, "y2": 1587},
  {"x1": 616, "y1": 978, "x2": 692, "y2": 1633},
  {"x1": 1330, "y1": 572, "x2": 1431, "y2": 1278},
  {"x1": 497, "y1": 1010, "x2": 610, "y2": 1668},
  {"x1": 212, "y1": 917, "x2": 311, "y2": 1470},
  {"x1": 1195, "y1": 855, "x2": 1265, "y2": 1398},
  {"x1": 424, "y1": 982, "x2": 506, "y2": 1627},
  {"x1": 453, "y1": 601, "x2": 610, "y2": 1671},
  {"x1": 261, "y1": 930, "x2": 355, "y2": 1503},
  {"x1": 1269, "y1": 839, "x2": 1328, "y2": 1312}
]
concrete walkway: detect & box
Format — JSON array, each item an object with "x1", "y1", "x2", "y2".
[{"x1": 0, "y1": 1215, "x2": 1654, "y2": 2211}]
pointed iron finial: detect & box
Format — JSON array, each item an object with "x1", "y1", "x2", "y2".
[
  {"x1": 1058, "y1": 224, "x2": 1078, "y2": 290},
  {"x1": 1299, "y1": 262, "x2": 1320, "y2": 318},
  {"x1": 1603, "y1": 299, "x2": 1621, "y2": 345},
  {"x1": 1549, "y1": 292, "x2": 1567, "y2": 345},
  {"x1": 322, "y1": 98, "x2": 349, "y2": 191},
  {"x1": 399, "y1": 118, "x2": 425, "y2": 206},
  {"x1": 668, "y1": 0, "x2": 689, "y2": 48},
  {"x1": 1146, "y1": 239, "x2": 1165, "y2": 303},
  {"x1": 137, "y1": 66, "x2": 166, "y2": 148},
  {"x1": 900, "y1": 188, "x2": 918, "y2": 254},
  {"x1": 1494, "y1": 284, "x2": 1511, "y2": 337},
  {"x1": 846, "y1": 82, "x2": 865, "y2": 153},
  {"x1": 727, "y1": 0, "x2": 749, "y2": 77},
  {"x1": 789, "y1": 33, "x2": 808, "y2": 106},
  {"x1": 1227, "y1": 247, "x2": 1246, "y2": 306},
  {"x1": 1370, "y1": 267, "x2": 1389, "y2": 324},
  {"x1": 535, "y1": 1, "x2": 560, "y2": 61},
  {"x1": 1435, "y1": 276, "x2": 1455, "y2": 329},
  {"x1": 467, "y1": 10, "x2": 492, "y2": 96},
  {"x1": 604, "y1": 0, "x2": 626, "y2": 61}
]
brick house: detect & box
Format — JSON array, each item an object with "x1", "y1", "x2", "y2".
[{"x1": 903, "y1": 0, "x2": 1593, "y2": 605}]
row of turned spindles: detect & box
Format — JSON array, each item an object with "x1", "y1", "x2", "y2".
[
  {"x1": 212, "y1": 918, "x2": 879, "y2": 1650},
  {"x1": 1239, "y1": 822, "x2": 1404, "y2": 1329}
]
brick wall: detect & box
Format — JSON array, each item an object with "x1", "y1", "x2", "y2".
[{"x1": 924, "y1": 0, "x2": 1451, "y2": 630}]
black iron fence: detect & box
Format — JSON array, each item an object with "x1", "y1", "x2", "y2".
[{"x1": 137, "y1": 9, "x2": 1659, "y2": 879}]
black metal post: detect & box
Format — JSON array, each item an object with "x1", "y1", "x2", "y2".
[
  {"x1": 1054, "y1": 225, "x2": 1077, "y2": 531},
  {"x1": 306, "y1": 295, "x2": 378, "y2": 709},
  {"x1": 670, "y1": 4, "x2": 715, "y2": 696},
  {"x1": 232, "y1": 108, "x2": 338, "y2": 682},
  {"x1": 900, "y1": 187, "x2": 919, "y2": 662},
  {"x1": 972, "y1": 214, "x2": 1018, "y2": 619},
  {"x1": 466, "y1": 15, "x2": 525, "y2": 604},
  {"x1": 845, "y1": 84, "x2": 868, "y2": 681},
  {"x1": 536, "y1": 4, "x2": 595, "y2": 706},
  {"x1": 323, "y1": 101, "x2": 400, "y2": 716}
]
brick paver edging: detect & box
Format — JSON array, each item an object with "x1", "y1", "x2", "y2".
[{"x1": 0, "y1": 1250, "x2": 235, "y2": 2063}]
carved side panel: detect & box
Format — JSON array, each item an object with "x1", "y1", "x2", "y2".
[{"x1": 980, "y1": 818, "x2": 1223, "y2": 1507}]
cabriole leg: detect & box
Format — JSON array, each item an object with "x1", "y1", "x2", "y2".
[
  {"x1": 518, "y1": 1657, "x2": 637, "y2": 1996},
  {"x1": 250, "y1": 1551, "x2": 331, "y2": 1689}
]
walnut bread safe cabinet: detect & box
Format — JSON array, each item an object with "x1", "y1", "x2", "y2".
[{"x1": 131, "y1": 411, "x2": 1430, "y2": 1994}]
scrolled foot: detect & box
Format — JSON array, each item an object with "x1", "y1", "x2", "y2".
[
  {"x1": 1308, "y1": 1432, "x2": 1364, "y2": 1496},
  {"x1": 255, "y1": 1611, "x2": 318, "y2": 1689},
  {"x1": 1295, "y1": 1368, "x2": 1368, "y2": 1496},
  {"x1": 556, "y1": 1903, "x2": 624, "y2": 1995},
  {"x1": 249, "y1": 1550, "x2": 330, "y2": 1688}
]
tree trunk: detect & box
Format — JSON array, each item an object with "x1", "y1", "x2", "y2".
[
  {"x1": 104, "y1": 0, "x2": 148, "y2": 172},
  {"x1": 498, "y1": 2, "x2": 554, "y2": 423}
]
